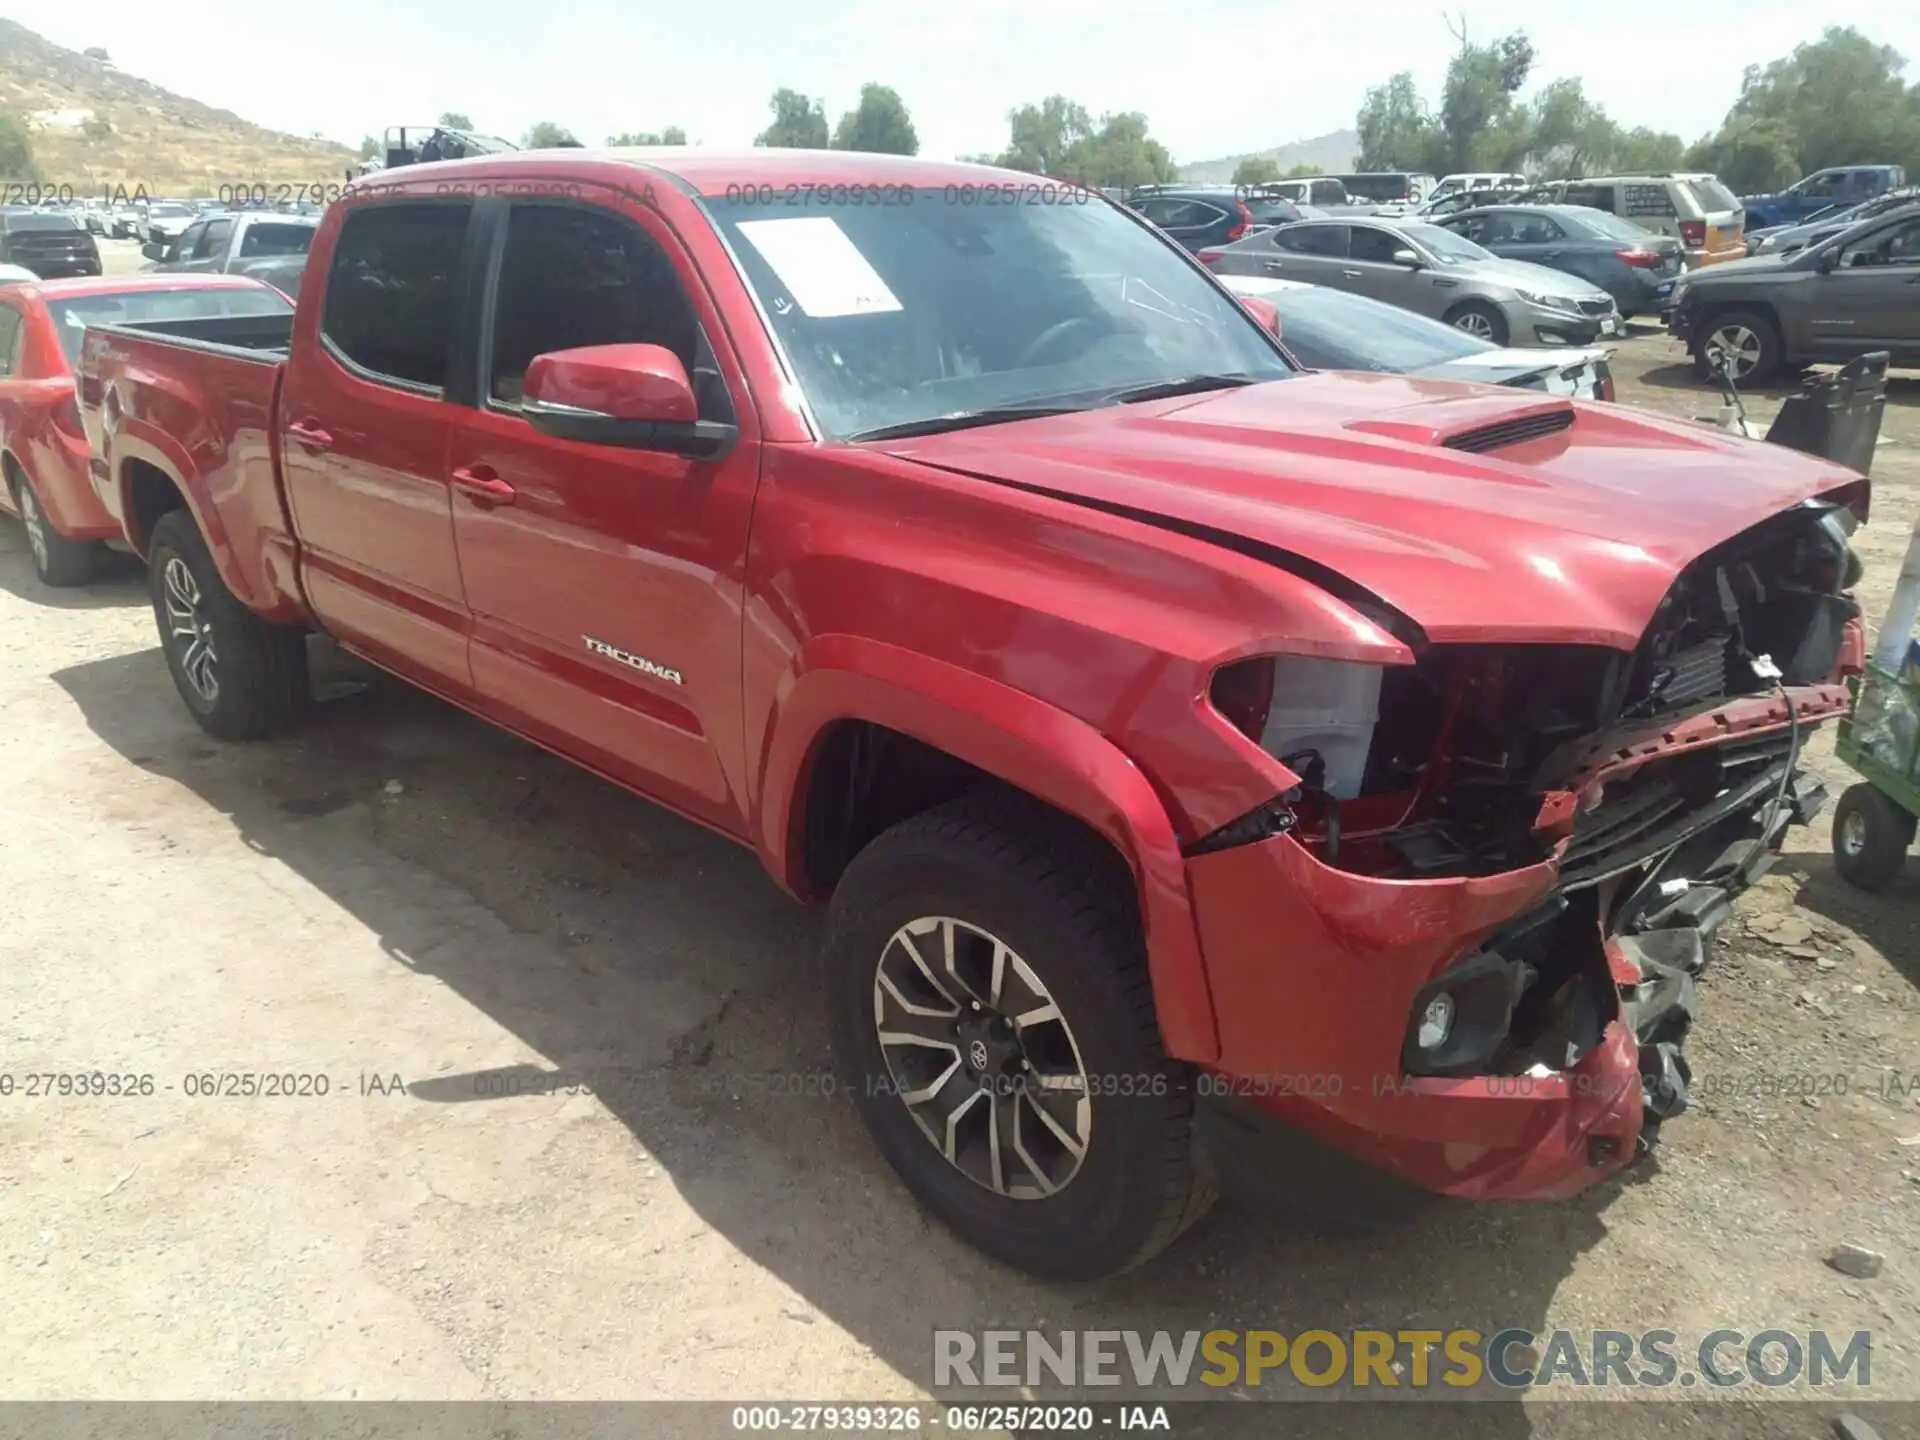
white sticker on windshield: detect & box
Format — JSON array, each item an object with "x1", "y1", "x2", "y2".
[{"x1": 735, "y1": 216, "x2": 903, "y2": 319}]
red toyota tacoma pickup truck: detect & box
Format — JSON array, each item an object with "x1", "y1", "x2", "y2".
[{"x1": 77, "y1": 149, "x2": 1868, "y2": 1280}]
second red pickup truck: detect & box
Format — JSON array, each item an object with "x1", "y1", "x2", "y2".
[{"x1": 78, "y1": 148, "x2": 1869, "y2": 1279}]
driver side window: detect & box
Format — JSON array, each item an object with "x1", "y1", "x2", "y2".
[
  {"x1": 171, "y1": 222, "x2": 205, "y2": 262},
  {"x1": 486, "y1": 202, "x2": 728, "y2": 418},
  {"x1": 1347, "y1": 227, "x2": 1403, "y2": 263},
  {"x1": 1841, "y1": 218, "x2": 1920, "y2": 268}
]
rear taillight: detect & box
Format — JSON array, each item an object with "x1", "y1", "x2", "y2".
[
  {"x1": 1223, "y1": 201, "x2": 1253, "y2": 242},
  {"x1": 1679, "y1": 219, "x2": 1706, "y2": 248},
  {"x1": 1615, "y1": 248, "x2": 1660, "y2": 268},
  {"x1": 1197, "y1": 248, "x2": 1226, "y2": 265}
]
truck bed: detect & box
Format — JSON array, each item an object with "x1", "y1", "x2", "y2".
[{"x1": 88, "y1": 310, "x2": 293, "y2": 360}]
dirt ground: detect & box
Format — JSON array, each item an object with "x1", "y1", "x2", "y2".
[{"x1": 2, "y1": 270, "x2": 1918, "y2": 1438}]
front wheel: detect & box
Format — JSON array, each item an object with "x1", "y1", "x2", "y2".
[
  {"x1": 824, "y1": 792, "x2": 1214, "y2": 1280},
  {"x1": 12, "y1": 472, "x2": 99, "y2": 587},
  {"x1": 1832, "y1": 782, "x2": 1914, "y2": 893},
  {"x1": 1445, "y1": 300, "x2": 1509, "y2": 346},
  {"x1": 147, "y1": 509, "x2": 307, "y2": 740},
  {"x1": 1692, "y1": 310, "x2": 1781, "y2": 385}
]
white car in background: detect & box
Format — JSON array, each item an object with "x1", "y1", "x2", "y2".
[
  {"x1": 140, "y1": 202, "x2": 196, "y2": 247},
  {"x1": 1218, "y1": 272, "x2": 1614, "y2": 399}
]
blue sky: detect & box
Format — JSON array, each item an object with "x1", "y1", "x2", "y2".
[{"x1": 15, "y1": 0, "x2": 1920, "y2": 164}]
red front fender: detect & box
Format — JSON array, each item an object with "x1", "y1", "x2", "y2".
[{"x1": 757, "y1": 633, "x2": 1221, "y2": 1063}]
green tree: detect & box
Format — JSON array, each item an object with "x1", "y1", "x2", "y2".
[
  {"x1": 987, "y1": 99, "x2": 1175, "y2": 187},
  {"x1": 832, "y1": 84, "x2": 918, "y2": 155},
  {"x1": 521, "y1": 122, "x2": 579, "y2": 148},
  {"x1": 1690, "y1": 27, "x2": 1920, "y2": 190},
  {"x1": 1436, "y1": 27, "x2": 1535, "y2": 171},
  {"x1": 356, "y1": 135, "x2": 381, "y2": 160},
  {"x1": 1527, "y1": 77, "x2": 1617, "y2": 178},
  {"x1": 0, "y1": 112, "x2": 36, "y2": 180},
  {"x1": 437, "y1": 112, "x2": 474, "y2": 131},
  {"x1": 1356, "y1": 73, "x2": 1442, "y2": 172},
  {"x1": 1613, "y1": 126, "x2": 1684, "y2": 173},
  {"x1": 995, "y1": 96, "x2": 1093, "y2": 174},
  {"x1": 756, "y1": 88, "x2": 830, "y2": 148},
  {"x1": 1284, "y1": 163, "x2": 1325, "y2": 178},
  {"x1": 608, "y1": 126, "x2": 687, "y2": 145},
  {"x1": 1232, "y1": 156, "x2": 1281, "y2": 186}
]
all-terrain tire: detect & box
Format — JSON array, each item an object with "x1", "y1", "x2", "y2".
[
  {"x1": 11, "y1": 469, "x2": 98, "y2": 586},
  {"x1": 147, "y1": 509, "x2": 307, "y2": 741},
  {"x1": 824, "y1": 790, "x2": 1215, "y2": 1280}
]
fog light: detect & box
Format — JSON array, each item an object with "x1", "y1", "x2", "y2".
[{"x1": 1416, "y1": 993, "x2": 1455, "y2": 1050}]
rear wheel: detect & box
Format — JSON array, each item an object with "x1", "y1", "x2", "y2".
[
  {"x1": 824, "y1": 792, "x2": 1214, "y2": 1280},
  {"x1": 1832, "y1": 782, "x2": 1914, "y2": 893},
  {"x1": 11, "y1": 470, "x2": 98, "y2": 587},
  {"x1": 1445, "y1": 300, "x2": 1508, "y2": 346},
  {"x1": 147, "y1": 509, "x2": 307, "y2": 740},
  {"x1": 1692, "y1": 309, "x2": 1781, "y2": 385}
]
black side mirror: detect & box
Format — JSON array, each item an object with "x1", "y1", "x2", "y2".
[{"x1": 1816, "y1": 248, "x2": 1837, "y2": 273}]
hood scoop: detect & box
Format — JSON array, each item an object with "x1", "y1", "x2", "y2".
[
  {"x1": 1442, "y1": 407, "x2": 1576, "y2": 453},
  {"x1": 1342, "y1": 393, "x2": 1577, "y2": 454}
]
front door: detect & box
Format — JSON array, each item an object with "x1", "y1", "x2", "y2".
[
  {"x1": 1343, "y1": 223, "x2": 1436, "y2": 310},
  {"x1": 446, "y1": 196, "x2": 761, "y2": 833},
  {"x1": 1815, "y1": 214, "x2": 1920, "y2": 356},
  {"x1": 277, "y1": 195, "x2": 479, "y2": 697}
]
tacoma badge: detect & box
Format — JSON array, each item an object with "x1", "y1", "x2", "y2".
[{"x1": 583, "y1": 636, "x2": 683, "y2": 685}]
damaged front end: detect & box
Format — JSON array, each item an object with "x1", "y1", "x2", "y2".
[{"x1": 1189, "y1": 496, "x2": 1864, "y2": 1198}]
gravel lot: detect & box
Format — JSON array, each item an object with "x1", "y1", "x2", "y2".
[{"x1": 1, "y1": 283, "x2": 1918, "y2": 1438}]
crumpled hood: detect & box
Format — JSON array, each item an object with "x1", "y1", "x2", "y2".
[{"x1": 876, "y1": 373, "x2": 1863, "y2": 649}]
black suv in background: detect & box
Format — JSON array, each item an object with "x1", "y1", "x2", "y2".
[
  {"x1": 1126, "y1": 185, "x2": 1301, "y2": 252},
  {"x1": 0, "y1": 209, "x2": 102, "y2": 278}
]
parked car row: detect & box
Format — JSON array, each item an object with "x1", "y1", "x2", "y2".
[
  {"x1": 0, "y1": 150, "x2": 1876, "y2": 1284},
  {"x1": 1668, "y1": 198, "x2": 1920, "y2": 383},
  {"x1": 1198, "y1": 214, "x2": 1625, "y2": 344}
]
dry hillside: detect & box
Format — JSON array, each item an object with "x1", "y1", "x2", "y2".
[
  {"x1": 1178, "y1": 128, "x2": 1359, "y2": 184},
  {"x1": 0, "y1": 18, "x2": 353, "y2": 195}
]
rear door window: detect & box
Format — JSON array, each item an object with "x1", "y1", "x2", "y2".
[
  {"x1": 321, "y1": 201, "x2": 473, "y2": 390},
  {"x1": 1561, "y1": 184, "x2": 1616, "y2": 213},
  {"x1": 1685, "y1": 178, "x2": 1740, "y2": 214},
  {"x1": 1272, "y1": 224, "x2": 1346, "y2": 257}
]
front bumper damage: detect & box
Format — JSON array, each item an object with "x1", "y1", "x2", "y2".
[{"x1": 1184, "y1": 680, "x2": 1850, "y2": 1207}]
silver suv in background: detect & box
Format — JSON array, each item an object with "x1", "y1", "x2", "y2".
[
  {"x1": 1199, "y1": 215, "x2": 1622, "y2": 346},
  {"x1": 1528, "y1": 173, "x2": 1745, "y2": 268}
]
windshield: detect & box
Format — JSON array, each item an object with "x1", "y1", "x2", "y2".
[
  {"x1": 703, "y1": 189, "x2": 1293, "y2": 440},
  {"x1": 1399, "y1": 223, "x2": 1493, "y2": 264},
  {"x1": 1269, "y1": 285, "x2": 1491, "y2": 372},
  {"x1": 149, "y1": 205, "x2": 192, "y2": 218},
  {"x1": 46, "y1": 287, "x2": 292, "y2": 366}
]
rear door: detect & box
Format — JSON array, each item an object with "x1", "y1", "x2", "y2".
[
  {"x1": 445, "y1": 195, "x2": 760, "y2": 832},
  {"x1": 1262, "y1": 222, "x2": 1348, "y2": 283},
  {"x1": 277, "y1": 193, "x2": 480, "y2": 696}
]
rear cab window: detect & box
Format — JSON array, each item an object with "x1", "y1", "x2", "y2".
[{"x1": 320, "y1": 201, "x2": 473, "y2": 391}]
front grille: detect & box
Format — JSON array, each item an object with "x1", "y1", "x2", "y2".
[
  {"x1": 1577, "y1": 298, "x2": 1614, "y2": 316},
  {"x1": 1442, "y1": 409, "x2": 1575, "y2": 453}
]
